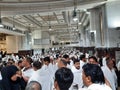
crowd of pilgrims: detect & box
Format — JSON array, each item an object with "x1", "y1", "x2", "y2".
[{"x1": 0, "y1": 49, "x2": 120, "y2": 90}]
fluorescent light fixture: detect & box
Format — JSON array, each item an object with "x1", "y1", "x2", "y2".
[
  {"x1": 73, "y1": 8, "x2": 78, "y2": 22},
  {"x1": 49, "y1": 28, "x2": 52, "y2": 31},
  {"x1": 13, "y1": 27, "x2": 16, "y2": 30},
  {"x1": 73, "y1": 17, "x2": 78, "y2": 22},
  {"x1": 78, "y1": 22, "x2": 82, "y2": 25},
  {"x1": 12, "y1": 16, "x2": 16, "y2": 30},
  {"x1": 48, "y1": 26, "x2": 52, "y2": 31},
  {"x1": 86, "y1": 11, "x2": 90, "y2": 14},
  {"x1": 0, "y1": 24, "x2": 3, "y2": 28},
  {"x1": 76, "y1": 29, "x2": 79, "y2": 31}
]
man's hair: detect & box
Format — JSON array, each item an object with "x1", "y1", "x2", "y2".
[
  {"x1": 63, "y1": 54, "x2": 69, "y2": 59},
  {"x1": 82, "y1": 63, "x2": 105, "y2": 84},
  {"x1": 55, "y1": 67, "x2": 73, "y2": 90},
  {"x1": 80, "y1": 54, "x2": 85, "y2": 60},
  {"x1": 60, "y1": 58, "x2": 67, "y2": 66},
  {"x1": 106, "y1": 57, "x2": 112, "y2": 65},
  {"x1": 33, "y1": 61, "x2": 42, "y2": 70},
  {"x1": 73, "y1": 59, "x2": 79, "y2": 64},
  {"x1": 88, "y1": 56, "x2": 98, "y2": 62},
  {"x1": 18, "y1": 60, "x2": 22, "y2": 64},
  {"x1": 44, "y1": 56, "x2": 50, "y2": 63},
  {"x1": 25, "y1": 81, "x2": 41, "y2": 90},
  {"x1": 25, "y1": 56, "x2": 33, "y2": 64}
]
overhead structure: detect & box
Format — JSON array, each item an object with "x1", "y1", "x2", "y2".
[{"x1": 0, "y1": 0, "x2": 107, "y2": 40}]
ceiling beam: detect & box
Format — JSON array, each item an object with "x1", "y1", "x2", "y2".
[
  {"x1": 22, "y1": 15, "x2": 41, "y2": 27},
  {"x1": 53, "y1": 12, "x2": 60, "y2": 24},
  {"x1": 28, "y1": 15, "x2": 42, "y2": 26},
  {"x1": 37, "y1": 13, "x2": 49, "y2": 25},
  {"x1": 7, "y1": 17, "x2": 26, "y2": 28},
  {"x1": 30, "y1": 23, "x2": 79, "y2": 31},
  {"x1": 68, "y1": 11, "x2": 71, "y2": 26},
  {"x1": 62, "y1": 11, "x2": 68, "y2": 24}
]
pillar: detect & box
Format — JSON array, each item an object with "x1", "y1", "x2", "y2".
[{"x1": 89, "y1": 4, "x2": 108, "y2": 48}]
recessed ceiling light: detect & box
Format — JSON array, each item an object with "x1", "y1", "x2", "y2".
[
  {"x1": 78, "y1": 22, "x2": 82, "y2": 25},
  {"x1": 0, "y1": 24, "x2": 3, "y2": 28}
]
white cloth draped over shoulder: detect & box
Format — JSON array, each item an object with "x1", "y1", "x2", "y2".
[
  {"x1": 22, "y1": 68, "x2": 34, "y2": 78},
  {"x1": 80, "y1": 60, "x2": 86, "y2": 72},
  {"x1": 102, "y1": 57, "x2": 107, "y2": 66},
  {"x1": 87, "y1": 84, "x2": 112, "y2": 90},
  {"x1": 70, "y1": 66, "x2": 83, "y2": 90},
  {"x1": 28, "y1": 68, "x2": 52, "y2": 90},
  {"x1": 117, "y1": 61, "x2": 120, "y2": 71},
  {"x1": 101, "y1": 66, "x2": 117, "y2": 90},
  {"x1": 28, "y1": 63, "x2": 55, "y2": 90}
]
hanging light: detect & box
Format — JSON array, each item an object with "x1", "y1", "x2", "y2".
[
  {"x1": 48, "y1": 10, "x2": 52, "y2": 31},
  {"x1": 73, "y1": 9, "x2": 78, "y2": 22},
  {"x1": 13, "y1": 27, "x2": 16, "y2": 30},
  {"x1": 73, "y1": 0, "x2": 78, "y2": 22},
  {"x1": 0, "y1": 24, "x2": 3, "y2": 28},
  {"x1": 0, "y1": 7, "x2": 3, "y2": 28},
  {"x1": 49, "y1": 25, "x2": 52, "y2": 30},
  {"x1": 78, "y1": 22, "x2": 82, "y2": 25},
  {"x1": 12, "y1": 16, "x2": 16, "y2": 30}
]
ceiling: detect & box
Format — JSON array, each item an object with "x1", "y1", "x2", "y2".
[{"x1": 0, "y1": 0, "x2": 107, "y2": 40}]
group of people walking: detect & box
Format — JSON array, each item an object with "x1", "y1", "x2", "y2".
[{"x1": 0, "y1": 49, "x2": 119, "y2": 90}]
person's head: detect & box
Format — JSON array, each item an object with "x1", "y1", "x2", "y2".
[
  {"x1": 73, "y1": 59, "x2": 80, "y2": 70},
  {"x1": 88, "y1": 56, "x2": 98, "y2": 65},
  {"x1": 33, "y1": 61, "x2": 42, "y2": 71},
  {"x1": 43, "y1": 56, "x2": 50, "y2": 66},
  {"x1": 1, "y1": 65, "x2": 21, "y2": 81},
  {"x1": 54, "y1": 67, "x2": 74, "y2": 90},
  {"x1": 25, "y1": 81, "x2": 41, "y2": 90},
  {"x1": 7, "y1": 58, "x2": 15, "y2": 66},
  {"x1": 17, "y1": 60, "x2": 23, "y2": 69},
  {"x1": 63, "y1": 54, "x2": 70, "y2": 64},
  {"x1": 106, "y1": 57, "x2": 114, "y2": 70},
  {"x1": 22, "y1": 56, "x2": 33, "y2": 67},
  {"x1": 82, "y1": 63, "x2": 105, "y2": 87},
  {"x1": 105, "y1": 53, "x2": 110, "y2": 58},
  {"x1": 57, "y1": 58, "x2": 67, "y2": 68},
  {"x1": 80, "y1": 54, "x2": 86, "y2": 62}
]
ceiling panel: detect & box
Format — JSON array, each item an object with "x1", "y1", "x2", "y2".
[{"x1": 0, "y1": 0, "x2": 107, "y2": 40}]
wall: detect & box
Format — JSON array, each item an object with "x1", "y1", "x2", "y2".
[
  {"x1": 89, "y1": 5, "x2": 108, "y2": 48},
  {"x1": 108, "y1": 30, "x2": 120, "y2": 47},
  {"x1": 6, "y1": 36, "x2": 18, "y2": 53},
  {"x1": 19, "y1": 32, "x2": 31, "y2": 50},
  {"x1": 31, "y1": 30, "x2": 50, "y2": 49},
  {"x1": 106, "y1": 1, "x2": 120, "y2": 28},
  {"x1": 106, "y1": 1, "x2": 120, "y2": 47}
]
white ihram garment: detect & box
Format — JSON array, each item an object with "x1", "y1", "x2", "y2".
[
  {"x1": 87, "y1": 84, "x2": 112, "y2": 90},
  {"x1": 102, "y1": 66, "x2": 117, "y2": 90},
  {"x1": 102, "y1": 57, "x2": 106, "y2": 66},
  {"x1": 28, "y1": 67, "x2": 52, "y2": 90},
  {"x1": 22, "y1": 68, "x2": 34, "y2": 78},
  {"x1": 70, "y1": 66, "x2": 83, "y2": 90}
]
